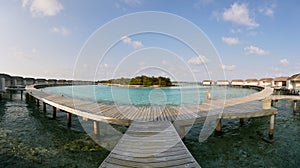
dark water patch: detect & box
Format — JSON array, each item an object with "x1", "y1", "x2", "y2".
[
  {"x1": 0, "y1": 94, "x2": 109, "y2": 167},
  {"x1": 185, "y1": 100, "x2": 300, "y2": 167}
]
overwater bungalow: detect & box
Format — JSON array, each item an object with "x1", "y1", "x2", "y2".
[
  {"x1": 0, "y1": 73, "x2": 12, "y2": 87},
  {"x1": 11, "y1": 76, "x2": 24, "y2": 87},
  {"x1": 287, "y1": 73, "x2": 300, "y2": 90},
  {"x1": 273, "y1": 77, "x2": 288, "y2": 88},
  {"x1": 231, "y1": 79, "x2": 244, "y2": 86},
  {"x1": 36, "y1": 78, "x2": 47, "y2": 85},
  {"x1": 57, "y1": 79, "x2": 67, "y2": 85},
  {"x1": 24, "y1": 77, "x2": 35, "y2": 85},
  {"x1": 216, "y1": 80, "x2": 230, "y2": 86},
  {"x1": 245, "y1": 79, "x2": 259, "y2": 86},
  {"x1": 202, "y1": 80, "x2": 213, "y2": 86},
  {"x1": 259, "y1": 78, "x2": 273, "y2": 87},
  {"x1": 47, "y1": 79, "x2": 57, "y2": 85}
]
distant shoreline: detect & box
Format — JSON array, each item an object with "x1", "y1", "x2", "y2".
[{"x1": 100, "y1": 83, "x2": 174, "y2": 88}]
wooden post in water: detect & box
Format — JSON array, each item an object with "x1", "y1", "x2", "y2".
[
  {"x1": 179, "y1": 126, "x2": 185, "y2": 139},
  {"x1": 36, "y1": 99, "x2": 40, "y2": 106},
  {"x1": 20, "y1": 90, "x2": 23, "y2": 100},
  {"x1": 273, "y1": 100, "x2": 278, "y2": 107},
  {"x1": 293, "y1": 100, "x2": 297, "y2": 113},
  {"x1": 94, "y1": 121, "x2": 100, "y2": 136},
  {"x1": 240, "y1": 118, "x2": 244, "y2": 125},
  {"x1": 43, "y1": 102, "x2": 46, "y2": 112},
  {"x1": 9, "y1": 90, "x2": 12, "y2": 100},
  {"x1": 67, "y1": 112, "x2": 72, "y2": 128},
  {"x1": 52, "y1": 106, "x2": 56, "y2": 119},
  {"x1": 215, "y1": 119, "x2": 222, "y2": 135},
  {"x1": 269, "y1": 114, "x2": 275, "y2": 138},
  {"x1": 0, "y1": 78, "x2": 5, "y2": 100}
]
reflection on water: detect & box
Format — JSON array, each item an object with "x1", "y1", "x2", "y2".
[{"x1": 0, "y1": 89, "x2": 300, "y2": 167}]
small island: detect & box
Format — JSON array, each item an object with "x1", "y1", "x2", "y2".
[{"x1": 97, "y1": 75, "x2": 173, "y2": 87}]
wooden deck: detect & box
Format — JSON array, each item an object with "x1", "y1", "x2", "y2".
[
  {"x1": 25, "y1": 86, "x2": 275, "y2": 124},
  {"x1": 100, "y1": 121, "x2": 200, "y2": 168},
  {"x1": 25, "y1": 85, "x2": 279, "y2": 167},
  {"x1": 268, "y1": 95, "x2": 300, "y2": 101}
]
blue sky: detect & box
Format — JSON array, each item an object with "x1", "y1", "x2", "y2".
[{"x1": 1, "y1": 0, "x2": 299, "y2": 81}]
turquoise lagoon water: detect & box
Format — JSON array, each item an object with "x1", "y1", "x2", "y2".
[
  {"x1": 1, "y1": 85, "x2": 300, "y2": 167},
  {"x1": 42, "y1": 85, "x2": 257, "y2": 105}
]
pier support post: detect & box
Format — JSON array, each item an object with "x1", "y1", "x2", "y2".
[
  {"x1": 179, "y1": 126, "x2": 185, "y2": 139},
  {"x1": 52, "y1": 106, "x2": 56, "y2": 119},
  {"x1": 240, "y1": 118, "x2": 244, "y2": 125},
  {"x1": 9, "y1": 90, "x2": 12, "y2": 100},
  {"x1": 272, "y1": 100, "x2": 278, "y2": 107},
  {"x1": 215, "y1": 119, "x2": 222, "y2": 135},
  {"x1": 36, "y1": 99, "x2": 40, "y2": 106},
  {"x1": 43, "y1": 102, "x2": 46, "y2": 112},
  {"x1": 94, "y1": 121, "x2": 100, "y2": 136},
  {"x1": 67, "y1": 112, "x2": 72, "y2": 128},
  {"x1": 20, "y1": 90, "x2": 23, "y2": 100},
  {"x1": 0, "y1": 78, "x2": 5, "y2": 100},
  {"x1": 293, "y1": 100, "x2": 297, "y2": 113},
  {"x1": 269, "y1": 115, "x2": 275, "y2": 138}
]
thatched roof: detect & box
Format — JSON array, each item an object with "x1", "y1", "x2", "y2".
[
  {"x1": 0, "y1": 73, "x2": 12, "y2": 79},
  {"x1": 202, "y1": 80, "x2": 213, "y2": 83},
  {"x1": 259, "y1": 78, "x2": 273, "y2": 82},
  {"x1": 217, "y1": 80, "x2": 229, "y2": 82},
  {"x1": 274, "y1": 77, "x2": 288, "y2": 82},
  {"x1": 289, "y1": 73, "x2": 300, "y2": 81},
  {"x1": 11, "y1": 76, "x2": 24, "y2": 80},
  {"x1": 245, "y1": 79, "x2": 258, "y2": 82},
  {"x1": 231, "y1": 79, "x2": 244, "y2": 82}
]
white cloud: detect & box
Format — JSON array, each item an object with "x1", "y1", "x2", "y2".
[
  {"x1": 121, "y1": 0, "x2": 142, "y2": 7},
  {"x1": 132, "y1": 41, "x2": 143, "y2": 49},
  {"x1": 244, "y1": 45, "x2": 269, "y2": 55},
  {"x1": 10, "y1": 47, "x2": 37, "y2": 60},
  {"x1": 280, "y1": 59, "x2": 289, "y2": 65},
  {"x1": 259, "y1": 4, "x2": 275, "y2": 17},
  {"x1": 121, "y1": 36, "x2": 143, "y2": 49},
  {"x1": 230, "y1": 28, "x2": 242, "y2": 34},
  {"x1": 188, "y1": 55, "x2": 209, "y2": 65},
  {"x1": 50, "y1": 27, "x2": 70, "y2": 36},
  {"x1": 223, "y1": 3, "x2": 259, "y2": 28},
  {"x1": 121, "y1": 36, "x2": 132, "y2": 44},
  {"x1": 222, "y1": 64, "x2": 236, "y2": 71},
  {"x1": 22, "y1": 0, "x2": 63, "y2": 17},
  {"x1": 222, "y1": 37, "x2": 239, "y2": 45}
]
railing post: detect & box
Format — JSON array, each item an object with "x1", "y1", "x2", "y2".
[
  {"x1": 294, "y1": 100, "x2": 297, "y2": 113},
  {"x1": 67, "y1": 112, "x2": 72, "y2": 128},
  {"x1": 43, "y1": 102, "x2": 46, "y2": 112},
  {"x1": 52, "y1": 106, "x2": 56, "y2": 119},
  {"x1": 269, "y1": 114, "x2": 275, "y2": 138},
  {"x1": 215, "y1": 119, "x2": 222, "y2": 135},
  {"x1": 94, "y1": 121, "x2": 100, "y2": 136}
]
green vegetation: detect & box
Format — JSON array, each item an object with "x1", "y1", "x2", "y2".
[{"x1": 98, "y1": 75, "x2": 173, "y2": 87}]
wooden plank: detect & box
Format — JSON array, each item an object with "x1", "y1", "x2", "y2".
[{"x1": 100, "y1": 121, "x2": 200, "y2": 168}]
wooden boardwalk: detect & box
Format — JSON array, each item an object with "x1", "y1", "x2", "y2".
[
  {"x1": 100, "y1": 121, "x2": 200, "y2": 168},
  {"x1": 25, "y1": 86, "x2": 275, "y2": 124},
  {"x1": 268, "y1": 95, "x2": 300, "y2": 101},
  {"x1": 25, "y1": 85, "x2": 279, "y2": 167}
]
